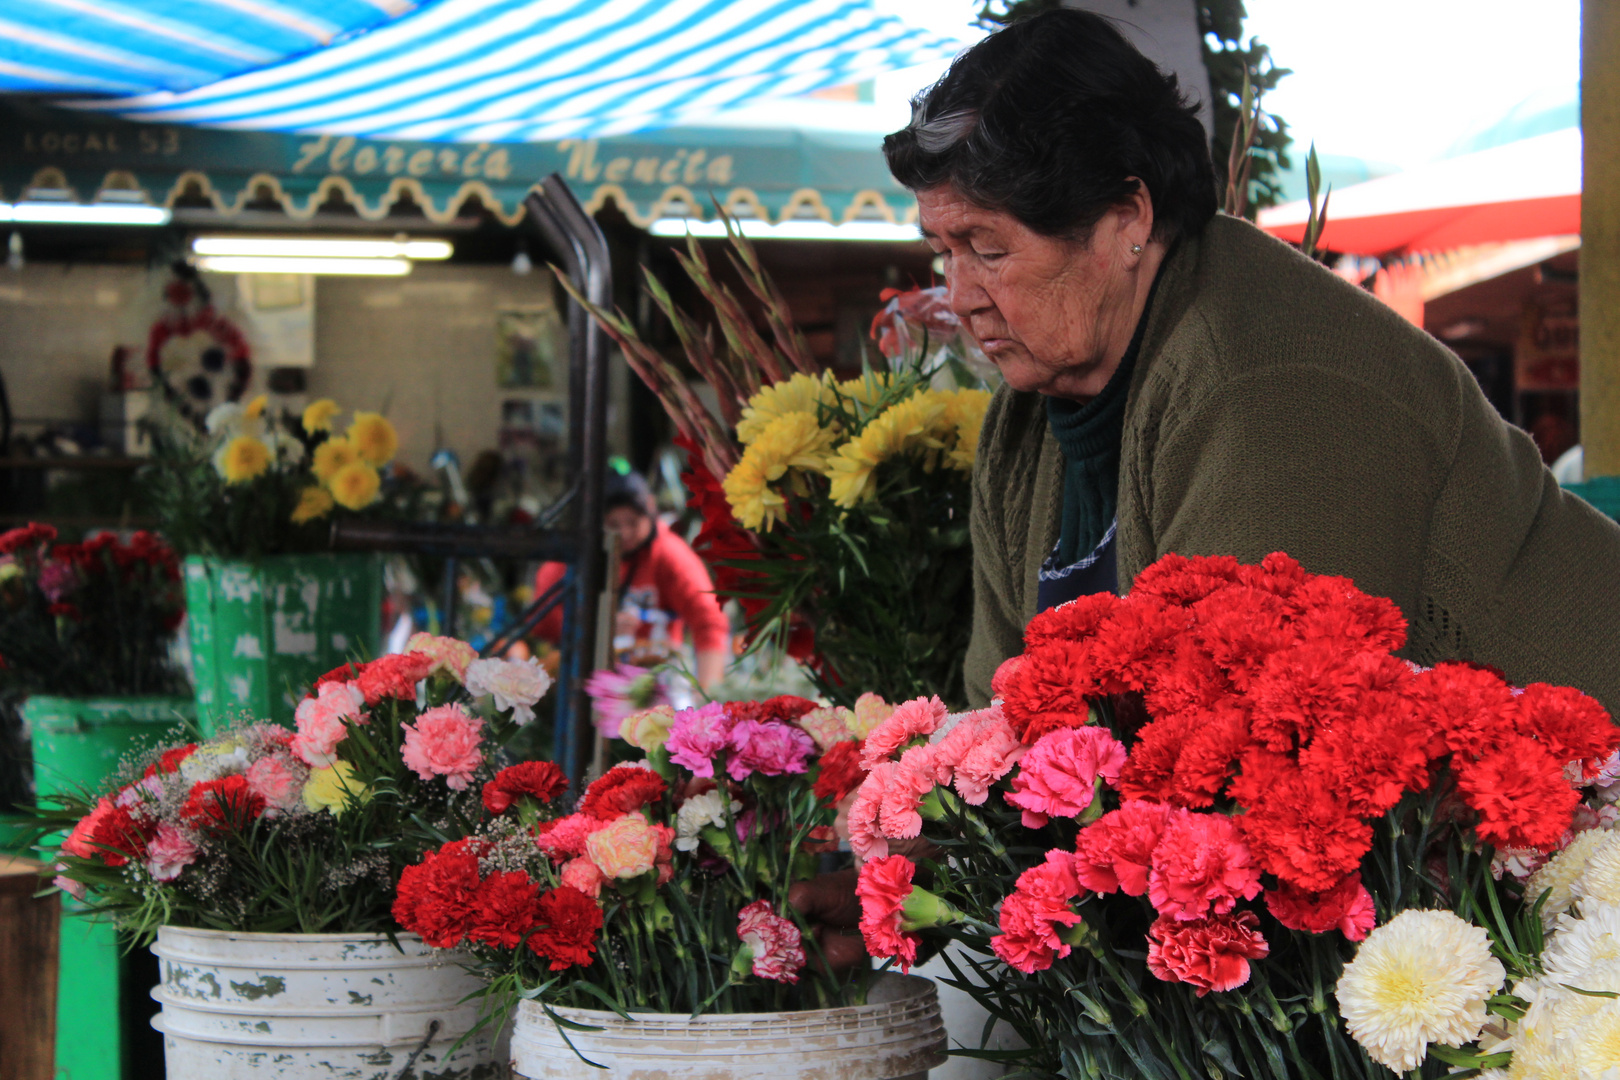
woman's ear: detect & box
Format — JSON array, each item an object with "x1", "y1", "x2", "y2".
[{"x1": 1114, "y1": 177, "x2": 1157, "y2": 254}]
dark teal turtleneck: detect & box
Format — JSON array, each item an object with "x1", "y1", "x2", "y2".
[{"x1": 1044, "y1": 302, "x2": 1153, "y2": 566}]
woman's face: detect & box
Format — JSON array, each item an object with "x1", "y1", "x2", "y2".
[{"x1": 917, "y1": 185, "x2": 1155, "y2": 399}]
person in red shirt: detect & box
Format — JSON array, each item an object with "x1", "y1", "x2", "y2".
[{"x1": 533, "y1": 469, "x2": 732, "y2": 688}]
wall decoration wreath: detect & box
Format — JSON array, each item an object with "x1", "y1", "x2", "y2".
[{"x1": 146, "y1": 261, "x2": 252, "y2": 426}]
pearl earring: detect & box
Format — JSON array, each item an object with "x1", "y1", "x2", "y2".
[{"x1": 1131, "y1": 244, "x2": 1142, "y2": 255}]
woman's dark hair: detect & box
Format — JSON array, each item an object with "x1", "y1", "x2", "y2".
[
  {"x1": 884, "y1": 9, "x2": 1217, "y2": 243},
  {"x1": 603, "y1": 468, "x2": 652, "y2": 516}
]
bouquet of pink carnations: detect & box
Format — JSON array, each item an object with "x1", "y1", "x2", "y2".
[
  {"x1": 393, "y1": 692, "x2": 894, "y2": 1018},
  {"x1": 42, "y1": 634, "x2": 552, "y2": 938},
  {"x1": 845, "y1": 552, "x2": 1620, "y2": 1080}
]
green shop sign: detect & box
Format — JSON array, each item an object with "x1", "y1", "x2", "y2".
[{"x1": 0, "y1": 100, "x2": 915, "y2": 227}]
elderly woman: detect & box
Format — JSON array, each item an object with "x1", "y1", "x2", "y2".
[{"x1": 882, "y1": 9, "x2": 1620, "y2": 712}]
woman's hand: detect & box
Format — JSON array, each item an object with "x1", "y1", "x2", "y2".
[{"x1": 788, "y1": 869, "x2": 867, "y2": 977}]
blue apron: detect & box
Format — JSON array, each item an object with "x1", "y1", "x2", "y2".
[{"x1": 1036, "y1": 518, "x2": 1119, "y2": 612}]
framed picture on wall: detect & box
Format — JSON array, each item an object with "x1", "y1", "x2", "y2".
[{"x1": 495, "y1": 306, "x2": 564, "y2": 389}]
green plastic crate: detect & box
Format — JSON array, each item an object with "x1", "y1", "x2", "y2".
[
  {"x1": 1564, "y1": 476, "x2": 1620, "y2": 521},
  {"x1": 183, "y1": 553, "x2": 382, "y2": 733},
  {"x1": 25, "y1": 696, "x2": 194, "y2": 802}
]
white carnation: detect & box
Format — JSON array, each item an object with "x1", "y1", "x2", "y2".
[
  {"x1": 674, "y1": 789, "x2": 740, "y2": 853},
  {"x1": 464, "y1": 656, "x2": 552, "y2": 725}
]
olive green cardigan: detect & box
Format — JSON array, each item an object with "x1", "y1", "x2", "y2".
[{"x1": 965, "y1": 214, "x2": 1620, "y2": 711}]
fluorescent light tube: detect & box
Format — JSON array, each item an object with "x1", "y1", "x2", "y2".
[
  {"x1": 649, "y1": 218, "x2": 920, "y2": 242},
  {"x1": 190, "y1": 237, "x2": 452, "y2": 259},
  {"x1": 1, "y1": 202, "x2": 171, "y2": 226},
  {"x1": 195, "y1": 256, "x2": 411, "y2": 276}
]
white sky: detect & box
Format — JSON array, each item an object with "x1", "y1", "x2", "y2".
[{"x1": 763, "y1": 0, "x2": 1582, "y2": 174}]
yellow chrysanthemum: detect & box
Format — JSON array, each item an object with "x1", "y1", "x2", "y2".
[
  {"x1": 722, "y1": 411, "x2": 836, "y2": 531},
  {"x1": 291, "y1": 485, "x2": 335, "y2": 525},
  {"x1": 1336, "y1": 909, "x2": 1505, "y2": 1073},
  {"x1": 216, "y1": 435, "x2": 272, "y2": 484},
  {"x1": 824, "y1": 392, "x2": 948, "y2": 507},
  {"x1": 302, "y1": 398, "x2": 342, "y2": 433},
  {"x1": 303, "y1": 760, "x2": 368, "y2": 817},
  {"x1": 312, "y1": 437, "x2": 360, "y2": 482},
  {"x1": 736, "y1": 373, "x2": 836, "y2": 445},
  {"x1": 938, "y1": 387, "x2": 993, "y2": 471},
  {"x1": 329, "y1": 462, "x2": 382, "y2": 510},
  {"x1": 243, "y1": 394, "x2": 268, "y2": 420},
  {"x1": 346, "y1": 411, "x2": 398, "y2": 466}
]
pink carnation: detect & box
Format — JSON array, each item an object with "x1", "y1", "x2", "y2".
[
  {"x1": 585, "y1": 813, "x2": 663, "y2": 880},
  {"x1": 848, "y1": 762, "x2": 896, "y2": 862},
  {"x1": 991, "y1": 851, "x2": 1085, "y2": 973},
  {"x1": 1005, "y1": 726, "x2": 1127, "y2": 828},
  {"x1": 405, "y1": 632, "x2": 477, "y2": 680},
  {"x1": 665, "y1": 702, "x2": 736, "y2": 777},
  {"x1": 536, "y1": 813, "x2": 599, "y2": 861},
  {"x1": 245, "y1": 755, "x2": 304, "y2": 811},
  {"x1": 1147, "y1": 810, "x2": 1262, "y2": 921},
  {"x1": 400, "y1": 704, "x2": 484, "y2": 790},
  {"x1": 878, "y1": 745, "x2": 942, "y2": 841},
  {"x1": 726, "y1": 719, "x2": 815, "y2": 780},
  {"x1": 950, "y1": 712, "x2": 1027, "y2": 805},
  {"x1": 861, "y1": 695, "x2": 948, "y2": 769},
  {"x1": 1146, "y1": 912, "x2": 1270, "y2": 996},
  {"x1": 144, "y1": 823, "x2": 198, "y2": 882},
  {"x1": 856, "y1": 854, "x2": 920, "y2": 973},
  {"x1": 291, "y1": 681, "x2": 364, "y2": 767},
  {"x1": 737, "y1": 900, "x2": 807, "y2": 983},
  {"x1": 560, "y1": 856, "x2": 605, "y2": 898},
  {"x1": 1074, "y1": 800, "x2": 1174, "y2": 896}
]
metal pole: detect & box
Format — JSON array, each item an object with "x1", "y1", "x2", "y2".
[{"x1": 524, "y1": 179, "x2": 611, "y2": 784}]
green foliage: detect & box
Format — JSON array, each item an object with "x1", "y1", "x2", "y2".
[{"x1": 1201, "y1": 0, "x2": 1293, "y2": 214}]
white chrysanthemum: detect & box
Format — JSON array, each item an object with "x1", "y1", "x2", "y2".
[
  {"x1": 1573, "y1": 833, "x2": 1620, "y2": 909},
  {"x1": 1336, "y1": 909, "x2": 1505, "y2": 1073},
  {"x1": 674, "y1": 789, "x2": 740, "y2": 853},
  {"x1": 1508, "y1": 972, "x2": 1620, "y2": 1080},
  {"x1": 1545, "y1": 903, "x2": 1620, "y2": 981},
  {"x1": 1528, "y1": 828, "x2": 1612, "y2": 928}
]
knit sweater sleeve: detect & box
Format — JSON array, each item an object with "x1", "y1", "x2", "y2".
[
  {"x1": 1142, "y1": 357, "x2": 1443, "y2": 630},
  {"x1": 964, "y1": 389, "x2": 1042, "y2": 708}
]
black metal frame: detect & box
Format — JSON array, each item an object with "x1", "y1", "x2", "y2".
[{"x1": 331, "y1": 174, "x2": 610, "y2": 782}]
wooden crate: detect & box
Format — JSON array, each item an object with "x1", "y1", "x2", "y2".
[{"x1": 0, "y1": 856, "x2": 58, "y2": 1080}]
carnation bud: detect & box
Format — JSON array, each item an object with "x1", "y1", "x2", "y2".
[
  {"x1": 1078, "y1": 776, "x2": 1109, "y2": 825},
  {"x1": 918, "y1": 788, "x2": 949, "y2": 822},
  {"x1": 730, "y1": 944, "x2": 756, "y2": 983},
  {"x1": 898, "y1": 884, "x2": 961, "y2": 932}
]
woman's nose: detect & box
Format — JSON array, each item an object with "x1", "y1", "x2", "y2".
[{"x1": 946, "y1": 264, "x2": 988, "y2": 318}]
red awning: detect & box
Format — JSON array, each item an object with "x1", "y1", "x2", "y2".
[{"x1": 1257, "y1": 128, "x2": 1580, "y2": 257}]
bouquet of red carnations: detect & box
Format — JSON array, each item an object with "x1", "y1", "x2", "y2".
[
  {"x1": 44, "y1": 634, "x2": 551, "y2": 938},
  {"x1": 0, "y1": 523, "x2": 188, "y2": 698},
  {"x1": 393, "y1": 692, "x2": 895, "y2": 1018},
  {"x1": 847, "y1": 552, "x2": 1620, "y2": 1079}
]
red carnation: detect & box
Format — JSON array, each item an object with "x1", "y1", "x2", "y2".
[
  {"x1": 0, "y1": 522, "x2": 57, "y2": 555},
  {"x1": 1115, "y1": 713, "x2": 1198, "y2": 804},
  {"x1": 1455, "y1": 735, "x2": 1580, "y2": 852},
  {"x1": 1189, "y1": 586, "x2": 1292, "y2": 690},
  {"x1": 144, "y1": 743, "x2": 198, "y2": 779},
  {"x1": 1130, "y1": 552, "x2": 1244, "y2": 607},
  {"x1": 1407, "y1": 662, "x2": 1518, "y2": 758},
  {"x1": 1073, "y1": 799, "x2": 1173, "y2": 896},
  {"x1": 1237, "y1": 770, "x2": 1372, "y2": 892},
  {"x1": 482, "y1": 761, "x2": 569, "y2": 815},
  {"x1": 467, "y1": 871, "x2": 543, "y2": 950},
  {"x1": 529, "y1": 886, "x2": 603, "y2": 971},
  {"x1": 1297, "y1": 702, "x2": 1432, "y2": 818},
  {"x1": 312, "y1": 662, "x2": 362, "y2": 693},
  {"x1": 578, "y1": 765, "x2": 667, "y2": 820},
  {"x1": 813, "y1": 739, "x2": 868, "y2": 806},
  {"x1": 999, "y1": 641, "x2": 1102, "y2": 743},
  {"x1": 1264, "y1": 872, "x2": 1375, "y2": 941},
  {"x1": 62, "y1": 796, "x2": 153, "y2": 867},
  {"x1": 392, "y1": 839, "x2": 486, "y2": 948},
  {"x1": 725, "y1": 696, "x2": 819, "y2": 723},
  {"x1": 180, "y1": 775, "x2": 267, "y2": 833},
  {"x1": 356, "y1": 652, "x2": 434, "y2": 705},
  {"x1": 1083, "y1": 597, "x2": 1187, "y2": 694},
  {"x1": 856, "y1": 854, "x2": 921, "y2": 973},
  {"x1": 1166, "y1": 706, "x2": 1251, "y2": 808},
  {"x1": 1512, "y1": 683, "x2": 1619, "y2": 778},
  {"x1": 1022, "y1": 592, "x2": 1119, "y2": 650},
  {"x1": 1146, "y1": 911, "x2": 1269, "y2": 996},
  {"x1": 991, "y1": 851, "x2": 1085, "y2": 974}
]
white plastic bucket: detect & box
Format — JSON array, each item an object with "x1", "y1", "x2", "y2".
[
  {"x1": 150, "y1": 926, "x2": 500, "y2": 1079},
  {"x1": 510, "y1": 972, "x2": 947, "y2": 1080}
]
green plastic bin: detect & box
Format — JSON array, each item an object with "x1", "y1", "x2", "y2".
[
  {"x1": 23, "y1": 696, "x2": 191, "y2": 1080},
  {"x1": 1564, "y1": 476, "x2": 1620, "y2": 521},
  {"x1": 183, "y1": 553, "x2": 383, "y2": 733},
  {"x1": 25, "y1": 696, "x2": 195, "y2": 802}
]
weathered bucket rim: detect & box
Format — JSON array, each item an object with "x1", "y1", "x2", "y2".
[{"x1": 519, "y1": 972, "x2": 938, "y2": 1026}]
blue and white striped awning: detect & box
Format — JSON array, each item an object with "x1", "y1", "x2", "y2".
[
  {"x1": 0, "y1": 0, "x2": 419, "y2": 96},
  {"x1": 55, "y1": 0, "x2": 960, "y2": 143}
]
